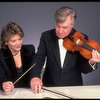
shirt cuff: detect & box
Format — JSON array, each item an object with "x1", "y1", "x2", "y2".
[{"x1": 89, "y1": 60, "x2": 96, "y2": 70}]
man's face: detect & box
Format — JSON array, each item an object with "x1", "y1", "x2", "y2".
[{"x1": 55, "y1": 15, "x2": 74, "y2": 39}]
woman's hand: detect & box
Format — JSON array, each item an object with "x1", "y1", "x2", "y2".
[{"x1": 2, "y1": 81, "x2": 14, "y2": 94}]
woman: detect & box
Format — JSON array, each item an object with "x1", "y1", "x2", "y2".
[{"x1": 0, "y1": 22, "x2": 35, "y2": 94}]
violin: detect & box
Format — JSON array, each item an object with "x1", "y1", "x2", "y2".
[{"x1": 63, "y1": 30, "x2": 100, "y2": 59}]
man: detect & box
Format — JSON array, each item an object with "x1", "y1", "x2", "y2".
[{"x1": 30, "y1": 6, "x2": 100, "y2": 94}]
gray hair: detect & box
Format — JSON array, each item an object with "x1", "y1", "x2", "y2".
[{"x1": 54, "y1": 6, "x2": 77, "y2": 25}]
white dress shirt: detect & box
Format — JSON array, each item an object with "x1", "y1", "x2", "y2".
[{"x1": 58, "y1": 39, "x2": 67, "y2": 68}]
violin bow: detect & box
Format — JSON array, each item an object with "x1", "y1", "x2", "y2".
[
  {"x1": 14, "y1": 63, "x2": 36, "y2": 85},
  {"x1": 42, "y1": 86, "x2": 77, "y2": 99},
  {"x1": 14, "y1": 63, "x2": 77, "y2": 99}
]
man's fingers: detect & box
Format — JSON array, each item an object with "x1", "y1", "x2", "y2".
[
  {"x1": 34, "y1": 84, "x2": 42, "y2": 94},
  {"x1": 34, "y1": 85, "x2": 37, "y2": 94},
  {"x1": 38, "y1": 85, "x2": 42, "y2": 93}
]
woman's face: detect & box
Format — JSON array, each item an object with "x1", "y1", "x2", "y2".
[{"x1": 7, "y1": 34, "x2": 23, "y2": 53}]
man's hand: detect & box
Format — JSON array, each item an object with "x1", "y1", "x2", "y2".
[{"x1": 30, "y1": 77, "x2": 43, "y2": 94}]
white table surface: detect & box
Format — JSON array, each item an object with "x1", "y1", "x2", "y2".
[{"x1": 0, "y1": 85, "x2": 100, "y2": 99}]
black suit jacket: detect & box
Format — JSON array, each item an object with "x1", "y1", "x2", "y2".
[
  {"x1": 31, "y1": 28, "x2": 96, "y2": 87},
  {"x1": 0, "y1": 44, "x2": 35, "y2": 89}
]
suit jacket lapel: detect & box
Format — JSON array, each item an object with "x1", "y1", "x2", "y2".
[
  {"x1": 52, "y1": 37, "x2": 61, "y2": 68},
  {"x1": 63, "y1": 51, "x2": 73, "y2": 68},
  {"x1": 50, "y1": 30, "x2": 61, "y2": 68},
  {"x1": 62, "y1": 28, "x2": 76, "y2": 68},
  {"x1": 51, "y1": 28, "x2": 75, "y2": 69},
  {"x1": 3, "y1": 48, "x2": 18, "y2": 81},
  {"x1": 20, "y1": 46, "x2": 28, "y2": 72}
]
